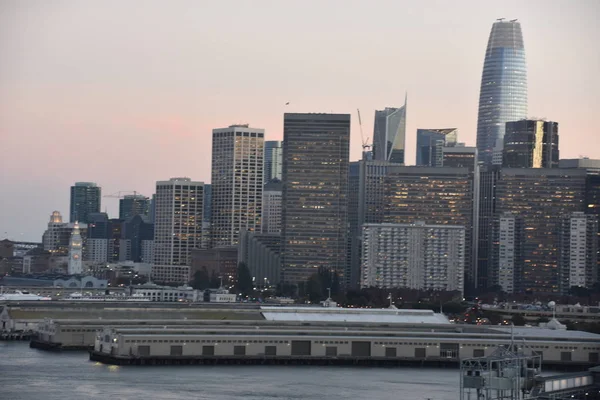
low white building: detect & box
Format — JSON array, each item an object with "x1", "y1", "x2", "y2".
[
  {"x1": 361, "y1": 222, "x2": 465, "y2": 294},
  {"x1": 132, "y1": 284, "x2": 202, "y2": 302}
]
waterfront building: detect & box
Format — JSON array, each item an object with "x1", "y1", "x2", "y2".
[
  {"x1": 415, "y1": 128, "x2": 458, "y2": 166},
  {"x1": 383, "y1": 166, "x2": 475, "y2": 289},
  {"x1": 153, "y1": 178, "x2": 203, "y2": 283},
  {"x1": 494, "y1": 168, "x2": 587, "y2": 294},
  {"x1": 262, "y1": 179, "x2": 282, "y2": 234},
  {"x1": 70, "y1": 182, "x2": 101, "y2": 223},
  {"x1": 238, "y1": 231, "x2": 281, "y2": 287},
  {"x1": 559, "y1": 212, "x2": 598, "y2": 293},
  {"x1": 264, "y1": 140, "x2": 283, "y2": 183},
  {"x1": 372, "y1": 98, "x2": 407, "y2": 164},
  {"x1": 68, "y1": 222, "x2": 83, "y2": 275},
  {"x1": 361, "y1": 222, "x2": 465, "y2": 294},
  {"x1": 476, "y1": 20, "x2": 527, "y2": 165},
  {"x1": 119, "y1": 194, "x2": 150, "y2": 220},
  {"x1": 503, "y1": 119, "x2": 559, "y2": 168},
  {"x1": 211, "y1": 125, "x2": 264, "y2": 247},
  {"x1": 281, "y1": 113, "x2": 350, "y2": 284}
]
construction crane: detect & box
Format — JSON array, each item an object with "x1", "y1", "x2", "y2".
[
  {"x1": 103, "y1": 191, "x2": 140, "y2": 199},
  {"x1": 357, "y1": 109, "x2": 372, "y2": 153}
]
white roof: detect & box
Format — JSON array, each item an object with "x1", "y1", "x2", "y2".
[
  {"x1": 260, "y1": 306, "x2": 450, "y2": 324},
  {"x1": 491, "y1": 326, "x2": 600, "y2": 340}
]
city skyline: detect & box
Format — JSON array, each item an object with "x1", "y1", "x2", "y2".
[{"x1": 1, "y1": 0, "x2": 599, "y2": 241}]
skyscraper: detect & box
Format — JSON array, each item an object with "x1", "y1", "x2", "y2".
[
  {"x1": 70, "y1": 182, "x2": 101, "y2": 223},
  {"x1": 476, "y1": 20, "x2": 527, "y2": 165},
  {"x1": 262, "y1": 179, "x2": 282, "y2": 234},
  {"x1": 383, "y1": 166, "x2": 475, "y2": 289},
  {"x1": 494, "y1": 168, "x2": 587, "y2": 294},
  {"x1": 119, "y1": 194, "x2": 150, "y2": 220},
  {"x1": 264, "y1": 140, "x2": 283, "y2": 183},
  {"x1": 559, "y1": 212, "x2": 598, "y2": 293},
  {"x1": 211, "y1": 125, "x2": 264, "y2": 248},
  {"x1": 281, "y1": 113, "x2": 350, "y2": 284},
  {"x1": 153, "y1": 178, "x2": 204, "y2": 283},
  {"x1": 372, "y1": 96, "x2": 407, "y2": 164},
  {"x1": 503, "y1": 120, "x2": 559, "y2": 168},
  {"x1": 415, "y1": 128, "x2": 458, "y2": 166}
]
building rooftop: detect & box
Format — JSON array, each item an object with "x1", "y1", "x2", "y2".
[{"x1": 260, "y1": 306, "x2": 451, "y2": 324}]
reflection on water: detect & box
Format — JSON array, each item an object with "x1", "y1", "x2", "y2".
[{"x1": 0, "y1": 342, "x2": 459, "y2": 400}]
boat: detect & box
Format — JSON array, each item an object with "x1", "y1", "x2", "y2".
[
  {"x1": 61, "y1": 292, "x2": 151, "y2": 302},
  {"x1": 0, "y1": 290, "x2": 52, "y2": 301}
]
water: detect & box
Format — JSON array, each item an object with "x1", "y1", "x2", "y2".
[{"x1": 0, "y1": 342, "x2": 459, "y2": 399}]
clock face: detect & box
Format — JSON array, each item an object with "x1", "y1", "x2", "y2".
[{"x1": 73, "y1": 254, "x2": 80, "y2": 260}]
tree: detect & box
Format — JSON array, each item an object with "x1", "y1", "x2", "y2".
[
  {"x1": 511, "y1": 314, "x2": 527, "y2": 326},
  {"x1": 236, "y1": 262, "x2": 253, "y2": 296},
  {"x1": 190, "y1": 267, "x2": 211, "y2": 290}
]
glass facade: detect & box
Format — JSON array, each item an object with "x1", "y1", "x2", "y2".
[
  {"x1": 494, "y1": 169, "x2": 587, "y2": 294},
  {"x1": 70, "y1": 182, "x2": 101, "y2": 223},
  {"x1": 476, "y1": 20, "x2": 527, "y2": 165},
  {"x1": 119, "y1": 194, "x2": 150, "y2": 221},
  {"x1": 383, "y1": 166, "x2": 475, "y2": 288},
  {"x1": 264, "y1": 140, "x2": 283, "y2": 183},
  {"x1": 372, "y1": 96, "x2": 407, "y2": 164},
  {"x1": 415, "y1": 128, "x2": 458, "y2": 166},
  {"x1": 281, "y1": 113, "x2": 350, "y2": 285},
  {"x1": 211, "y1": 125, "x2": 264, "y2": 247},
  {"x1": 503, "y1": 120, "x2": 559, "y2": 168}
]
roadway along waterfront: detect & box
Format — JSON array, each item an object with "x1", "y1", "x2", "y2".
[{"x1": 0, "y1": 342, "x2": 459, "y2": 400}]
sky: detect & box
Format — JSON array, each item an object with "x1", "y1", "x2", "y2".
[{"x1": 1, "y1": 0, "x2": 599, "y2": 242}]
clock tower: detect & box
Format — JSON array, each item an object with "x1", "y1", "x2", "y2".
[{"x1": 68, "y1": 221, "x2": 83, "y2": 275}]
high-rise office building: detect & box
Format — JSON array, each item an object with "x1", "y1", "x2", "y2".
[
  {"x1": 476, "y1": 20, "x2": 527, "y2": 165},
  {"x1": 383, "y1": 166, "x2": 475, "y2": 289},
  {"x1": 70, "y1": 182, "x2": 101, "y2": 223},
  {"x1": 262, "y1": 179, "x2": 282, "y2": 234},
  {"x1": 85, "y1": 212, "x2": 109, "y2": 263},
  {"x1": 491, "y1": 212, "x2": 523, "y2": 294},
  {"x1": 361, "y1": 222, "x2": 465, "y2": 294},
  {"x1": 503, "y1": 120, "x2": 559, "y2": 168},
  {"x1": 442, "y1": 145, "x2": 478, "y2": 169},
  {"x1": 372, "y1": 97, "x2": 407, "y2": 164},
  {"x1": 153, "y1": 178, "x2": 204, "y2": 282},
  {"x1": 264, "y1": 140, "x2": 283, "y2": 183},
  {"x1": 238, "y1": 231, "x2": 281, "y2": 287},
  {"x1": 122, "y1": 215, "x2": 154, "y2": 263},
  {"x1": 415, "y1": 128, "x2": 458, "y2": 166},
  {"x1": 211, "y1": 125, "x2": 264, "y2": 248},
  {"x1": 119, "y1": 194, "x2": 150, "y2": 220},
  {"x1": 42, "y1": 211, "x2": 88, "y2": 256},
  {"x1": 494, "y1": 169, "x2": 587, "y2": 294},
  {"x1": 347, "y1": 160, "x2": 393, "y2": 288},
  {"x1": 281, "y1": 113, "x2": 350, "y2": 284},
  {"x1": 560, "y1": 158, "x2": 600, "y2": 285},
  {"x1": 559, "y1": 212, "x2": 598, "y2": 293}
]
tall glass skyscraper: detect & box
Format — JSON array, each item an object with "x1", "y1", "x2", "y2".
[
  {"x1": 372, "y1": 95, "x2": 407, "y2": 164},
  {"x1": 476, "y1": 19, "x2": 527, "y2": 165}
]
